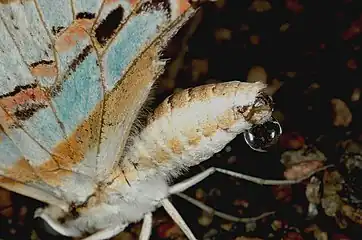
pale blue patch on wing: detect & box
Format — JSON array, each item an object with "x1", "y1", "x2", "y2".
[
  {"x1": 0, "y1": 130, "x2": 94, "y2": 203},
  {"x1": 2, "y1": 127, "x2": 51, "y2": 166},
  {"x1": 74, "y1": 0, "x2": 102, "y2": 15},
  {"x1": 0, "y1": 131, "x2": 23, "y2": 168},
  {"x1": 103, "y1": 11, "x2": 167, "y2": 90},
  {"x1": 20, "y1": 107, "x2": 66, "y2": 152},
  {"x1": 52, "y1": 51, "x2": 102, "y2": 136},
  {"x1": 36, "y1": 0, "x2": 73, "y2": 33},
  {"x1": 56, "y1": 30, "x2": 90, "y2": 81},
  {"x1": 0, "y1": 131, "x2": 65, "y2": 200}
]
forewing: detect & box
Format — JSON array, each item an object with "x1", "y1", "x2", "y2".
[
  {"x1": 0, "y1": 0, "x2": 104, "y2": 205},
  {"x1": 0, "y1": 0, "x2": 195, "y2": 206}
]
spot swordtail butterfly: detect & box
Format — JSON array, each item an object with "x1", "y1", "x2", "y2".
[{"x1": 0, "y1": 0, "x2": 281, "y2": 239}]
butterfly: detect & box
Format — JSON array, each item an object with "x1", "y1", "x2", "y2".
[{"x1": 0, "y1": 0, "x2": 279, "y2": 239}]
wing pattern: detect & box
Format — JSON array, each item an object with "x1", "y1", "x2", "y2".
[{"x1": 0, "y1": 0, "x2": 194, "y2": 207}]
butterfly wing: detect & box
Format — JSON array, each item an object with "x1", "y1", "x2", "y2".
[
  {"x1": 0, "y1": 0, "x2": 195, "y2": 207},
  {"x1": 96, "y1": 1, "x2": 196, "y2": 180}
]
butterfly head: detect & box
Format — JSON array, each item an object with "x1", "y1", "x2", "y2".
[
  {"x1": 241, "y1": 91, "x2": 274, "y2": 124},
  {"x1": 232, "y1": 83, "x2": 274, "y2": 128}
]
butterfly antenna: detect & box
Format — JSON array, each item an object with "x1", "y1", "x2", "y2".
[{"x1": 161, "y1": 198, "x2": 197, "y2": 240}]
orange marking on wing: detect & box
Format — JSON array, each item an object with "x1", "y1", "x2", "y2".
[
  {"x1": 30, "y1": 62, "x2": 57, "y2": 77},
  {"x1": 0, "y1": 107, "x2": 15, "y2": 128},
  {"x1": 1, "y1": 99, "x2": 101, "y2": 186},
  {"x1": 55, "y1": 19, "x2": 94, "y2": 52},
  {"x1": 0, "y1": 176, "x2": 19, "y2": 188},
  {"x1": 0, "y1": 87, "x2": 48, "y2": 110},
  {"x1": 1, "y1": 22, "x2": 170, "y2": 185},
  {"x1": 1, "y1": 155, "x2": 68, "y2": 186},
  {"x1": 51, "y1": 119, "x2": 94, "y2": 169},
  {"x1": 0, "y1": 86, "x2": 49, "y2": 127},
  {"x1": 4, "y1": 158, "x2": 38, "y2": 183},
  {"x1": 178, "y1": 0, "x2": 191, "y2": 14}
]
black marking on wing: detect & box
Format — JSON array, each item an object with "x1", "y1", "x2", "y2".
[
  {"x1": 136, "y1": 0, "x2": 171, "y2": 15},
  {"x1": 69, "y1": 45, "x2": 93, "y2": 72},
  {"x1": 50, "y1": 45, "x2": 92, "y2": 97},
  {"x1": 51, "y1": 26, "x2": 65, "y2": 35},
  {"x1": 30, "y1": 60, "x2": 55, "y2": 67},
  {"x1": 0, "y1": 84, "x2": 37, "y2": 99},
  {"x1": 13, "y1": 103, "x2": 48, "y2": 121},
  {"x1": 76, "y1": 12, "x2": 96, "y2": 20},
  {"x1": 94, "y1": 5, "x2": 125, "y2": 46}
]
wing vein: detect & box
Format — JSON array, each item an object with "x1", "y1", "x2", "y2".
[
  {"x1": 0, "y1": 14, "x2": 37, "y2": 84},
  {"x1": 90, "y1": 0, "x2": 106, "y2": 33},
  {"x1": 33, "y1": 0, "x2": 85, "y2": 156},
  {"x1": 87, "y1": 29, "x2": 106, "y2": 176},
  {"x1": 97, "y1": 6, "x2": 196, "y2": 177},
  {"x1": 0, "y1": 105, "x2": 63, "y2": 168},
  {"x1": 33, "y1": 0, "x2": 61, "y2": 83}
]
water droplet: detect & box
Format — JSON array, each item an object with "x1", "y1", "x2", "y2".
[{"x1": 244, "y1": 117, "x2": 282, "y2": 152}]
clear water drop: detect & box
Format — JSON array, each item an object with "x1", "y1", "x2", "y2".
[{"x1": 244, "y1": 117, "x2": 282, "y2": 152}]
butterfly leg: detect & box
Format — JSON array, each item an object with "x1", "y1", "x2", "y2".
[
  {"x1": 169, "y1": 165, "x2": 332, "y2": 194},
  {"x1": 161, "y1": 198, "x2": 197, "y2": 240},
  {"x1": 139, "y1": 212, "x2": 153, "y2": 240},
  {"x1": 176, "y1": 192, "x2": 275, "y2": 222},
  {"x1": 82, "y1": 223, "x2": 128, "y2": 240}
]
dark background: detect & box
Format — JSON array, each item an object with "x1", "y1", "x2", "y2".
[{"x1": 1, "y1": 0, "x2": 362, "y2": 239}]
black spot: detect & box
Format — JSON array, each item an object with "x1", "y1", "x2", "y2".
[
  {"x1": 0, "y1": 84, "x2": 37, "y2": 98},
  {"x1": 94, "y1": 5, "x2": 124, "y2": 46},
  {"x1": 136, "y1": 0, "x2": 171, "y2": 15},
  {"x1": 51, "y1": 26, "x2": 65, "y2": 35},
  {"x1": 76, "y1": 12, "x2": 96, "y2": 20},
  {"x1": 14, "y1": 103, "x2": 47, "y2": 121},
  {"x1": 30, "y1": 60, "x2": 55, "y2": 68}
]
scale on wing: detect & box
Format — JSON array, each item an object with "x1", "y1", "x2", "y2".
[{"x1": 0, "y1": 0, "x2": 195, "y2": 209}]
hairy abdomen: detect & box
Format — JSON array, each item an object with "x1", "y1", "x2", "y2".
[{"x1": 121, "y1": 81, "x2": 272, "y2": 180}]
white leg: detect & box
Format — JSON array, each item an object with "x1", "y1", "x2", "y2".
[
  {"x1": 35, "y1": 208, "x2": 82, "y2": 237},
  {"x1": 169, "y1": 165, "x2": 332, "y2": 194},
  {"x1": 161, "y1": 198, "x2": 197, "y2": 240},
  {"x1": 176, "y1": 192, "x2": 275, "y2": 222},
  {"x1": 139, "y1": 212, "x2": 153, "y2": 240},
  {"x1": 82, "y1": 224, "x2": 128, "y2": 240}
]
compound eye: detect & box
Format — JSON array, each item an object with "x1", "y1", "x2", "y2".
[{"x1": 243, "y1": 117, "x2": 282, "y2": 152}]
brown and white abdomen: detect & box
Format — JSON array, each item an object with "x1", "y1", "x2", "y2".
[{"x1": 121, "y1": 81, "x2": 273, "y2": 180}]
